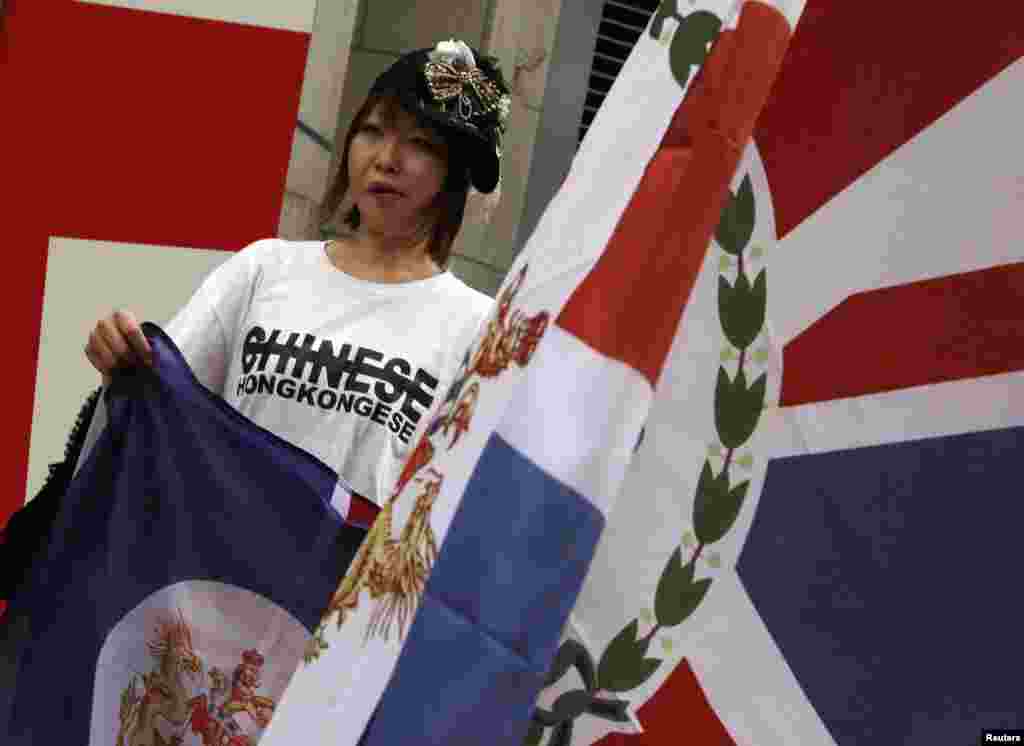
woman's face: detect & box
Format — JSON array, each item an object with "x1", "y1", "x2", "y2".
[{"x1": 347, "y1": 99, "x2": 449, "y2": 239}]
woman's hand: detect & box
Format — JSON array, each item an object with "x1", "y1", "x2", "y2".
[{"x1": 84, "y1": 310, "x2": 153, "y2": 384}]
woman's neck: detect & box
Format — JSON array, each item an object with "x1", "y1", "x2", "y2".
[{"x1": 328, "y1": 228, "x2": 441, "y2": 284}]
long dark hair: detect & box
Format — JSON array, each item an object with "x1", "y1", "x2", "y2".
[
  {"x1": 320, "y1": 94, "x2": 471, "y2": 268},
  {"x1": 1, "y1": 387, "x2": 102, "y2": 600}
]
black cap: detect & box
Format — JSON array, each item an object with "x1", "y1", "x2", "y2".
[{"x1": 368, "y1": 40, "x2": 510, "y2": 194}]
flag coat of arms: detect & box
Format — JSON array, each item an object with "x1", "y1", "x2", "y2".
[{"x1": 3, "y1": 324, "x2": 374, "y2": 746}]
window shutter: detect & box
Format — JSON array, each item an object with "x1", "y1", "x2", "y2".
[{"x1": 580, "y1": 0, "x2": 660, "y2": 145}]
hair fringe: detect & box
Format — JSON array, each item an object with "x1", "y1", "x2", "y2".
[{"x1": 320, "y1": 94, "x2": 470, "y2": 268}]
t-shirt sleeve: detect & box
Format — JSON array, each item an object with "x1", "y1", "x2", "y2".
[
  {"x1": 456, "y1": 287, "x2": 495, "y2": 357},
  {"x1": 443, "y1": 283, "x2": 493, "y2": 389},
  {"x1": 165, "y1": 238, "x2": 276, "y2": 395}
]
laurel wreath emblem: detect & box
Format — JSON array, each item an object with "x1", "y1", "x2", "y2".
[{"x1": 525, "y1": 147, "x2": 766, "y2": 746}]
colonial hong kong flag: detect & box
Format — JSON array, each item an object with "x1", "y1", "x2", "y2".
[
  {"x1": 257, "y1": 3, "x2": 803, "y2": 745},
  {"x1": 534, "y1": 3, "x2": 1023, "y2": 746},
  {"x1": 3, "y1": 324, "x2": 376, "y2": 745}
]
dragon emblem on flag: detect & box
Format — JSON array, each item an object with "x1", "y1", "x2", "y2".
[
  {"x1": 306, "y1": 264, "x2": 550, "y2": 657},
  {"x1": 116, "y1": 610, "x2": 203, "y2": 746}
]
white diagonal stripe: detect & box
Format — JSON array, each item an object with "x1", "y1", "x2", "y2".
[
  {"x1": 767, "y1": 58, "x2": 1024, "y2": 345},
  {"x1": 682, "y1": 572, "x2": 838, "y2": 746},
  {"x1": 763, "y1": 370, "x2": 1024, "y2": 460}
]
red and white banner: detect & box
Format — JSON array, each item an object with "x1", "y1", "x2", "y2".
[{"x1": 2, "y1": 0, "x2": 314, "y2": 525}]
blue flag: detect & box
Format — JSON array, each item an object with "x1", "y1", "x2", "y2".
[{"x1": 4, "y1": 323, "x2": 372, "y2": 746}]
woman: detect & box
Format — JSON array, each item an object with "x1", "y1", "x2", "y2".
[
  {"x1": 79, "y1": 39, "x2": 508, "y2": 506},
  {"x1": 1, "y1": 39, "x2": 510, "y2": 604}
]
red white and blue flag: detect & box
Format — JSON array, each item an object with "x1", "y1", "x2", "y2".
[{"x1": 260, "y1": 2, "x2": 802, "y2": 744}]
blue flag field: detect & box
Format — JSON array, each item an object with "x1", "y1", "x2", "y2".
[{"x1": 3, "y1": 323, "x2": 371, "y2": 746}]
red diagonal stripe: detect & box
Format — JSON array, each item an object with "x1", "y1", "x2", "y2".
[
  {"x1": 780, "y1": 263, "x2": 1024, "y2": 407},
  {"x1": 593, "y1": 659, "x2": 736, "y2": 746},
  {"x1": 558, "y1": 4, "x2": 791, "y2": 386},
  {"x1": 754, "y1": 1, "x2": 1024, "y2": 238},
  {"x1": 2, "y1": 0, "x2": 309, "y2": 530}
]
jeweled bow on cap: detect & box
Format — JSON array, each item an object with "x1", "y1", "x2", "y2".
[{"x1": 424, "y1": 39, "x2": 510, "y2": 128}]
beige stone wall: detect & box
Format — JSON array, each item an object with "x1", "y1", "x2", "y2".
[
  {"x1": 278, "y1": 0, "x2": 361, "y2": 241},
  {"x1": 459, "y1": 0, "x2": 563, "y2": 295},
  {"x1": 278, "y1": 0, "x2": 564, "y2": 297}
]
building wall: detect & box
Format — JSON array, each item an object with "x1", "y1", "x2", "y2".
[{"x1": 279, "y1": 0, "x2": 569, "y2": 297}]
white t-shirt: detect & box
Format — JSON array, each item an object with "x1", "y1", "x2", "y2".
[{"x1": 77, "y1": 239, "x2": 492, "y2": 505}]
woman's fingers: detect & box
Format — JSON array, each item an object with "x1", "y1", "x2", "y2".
[
  {"x1": 114, "y1": 310, "x2": 153, "y2": 366},
  {"x1": 84, "y1": 341, "x2": 114, "y2": 385},
  {"x1": 86, "y1": 327, "x2": 117, "y2": 373},
  {"x1": 96, "y1": 316, "x2": 139, "y2": 367},
  {"x1": 85, "y1": 310, "x2": 153, "y2": 382}
]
